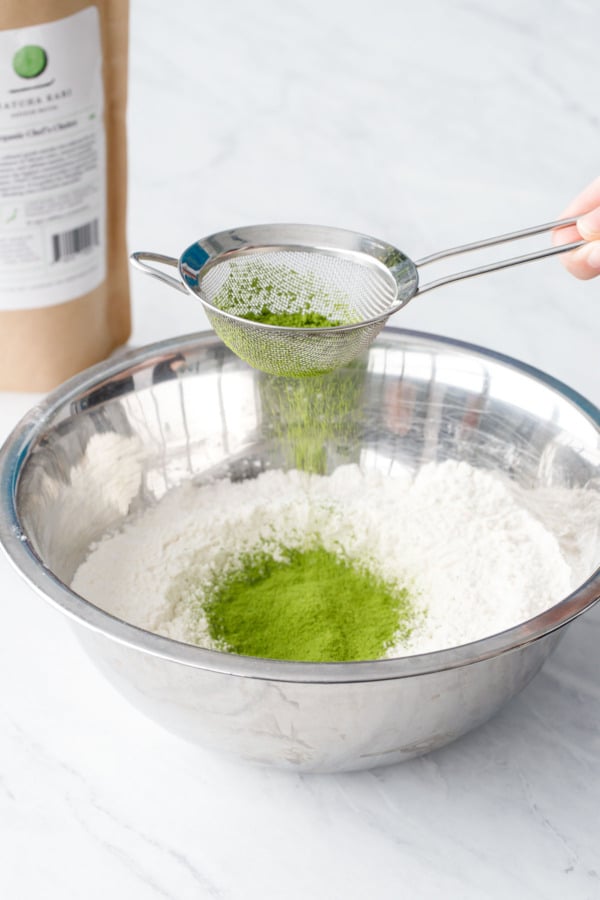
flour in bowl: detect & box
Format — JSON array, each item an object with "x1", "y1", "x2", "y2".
[{"x1": 70, "y1": 459, "x2": 585, "y2": 657}]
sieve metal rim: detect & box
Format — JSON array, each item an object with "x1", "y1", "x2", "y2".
[
  {"x1": 176, "y1": 224, "x2": 420, "y2": 330},
  {"x1": 190, "y1": 247, "x2": 398, "y2": 333}
]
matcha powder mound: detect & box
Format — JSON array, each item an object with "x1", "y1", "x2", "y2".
[{"x1": 204, "y1": 546, "x2": 416, "y2": 662}]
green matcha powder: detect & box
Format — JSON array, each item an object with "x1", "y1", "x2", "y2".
[
  {"x1": 202, "y1": 545, "x2": 416, "y2": 663},
  {"x1": 240, "y1": 305, "x2": 342, "y2": 328}
]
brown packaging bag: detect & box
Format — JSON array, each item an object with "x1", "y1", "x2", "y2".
[{"x1": 0, "y1": 0, "x2": 130, "y2": 391}]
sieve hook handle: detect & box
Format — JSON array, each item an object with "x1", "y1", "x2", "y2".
[
  {"x1": 130, "y1": 251, "x2": 188, "y2": 294},
  {"x1": 413, "y1": 218, "x2": 585, "y2": 294}
]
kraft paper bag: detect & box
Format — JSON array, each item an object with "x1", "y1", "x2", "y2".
[{"x1": 0, "y1": 0, "x2": 130, "y2": 390}]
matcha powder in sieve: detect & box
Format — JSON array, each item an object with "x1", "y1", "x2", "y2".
[
  {"x1": 212, "y1": 265, "x2": 354, "y2": 327},
  {"x1": 239, "y1": 306, "x2": 342, "y2": 327},
  {"x1": 211, "y1": 262, "x2": 357, "y2": 369}
]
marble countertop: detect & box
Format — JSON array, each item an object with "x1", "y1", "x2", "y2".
[{"x1": 1, "y1": 0, "x2": 599, "y2": 897}]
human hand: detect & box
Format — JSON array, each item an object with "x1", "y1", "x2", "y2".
[{"x1": 553, "y1": 178, "x2": 600, "y2": 279}]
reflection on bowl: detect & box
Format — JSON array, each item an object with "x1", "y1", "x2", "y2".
[{"x1": 1, "y1": 329, "x2": 599, "y2": 772}]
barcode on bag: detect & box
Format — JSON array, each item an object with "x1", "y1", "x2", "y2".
[{"x1": 52, "y1": 220, "x2": 99, "y2": 262}]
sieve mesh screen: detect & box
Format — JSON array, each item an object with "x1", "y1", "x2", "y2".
[{"x1": 196, "y1": 248, "x2": 398, "y2": 377}]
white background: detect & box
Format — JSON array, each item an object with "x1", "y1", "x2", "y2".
[{"x1": 1, "y1": 1, "x2": 599, "y2": 897}]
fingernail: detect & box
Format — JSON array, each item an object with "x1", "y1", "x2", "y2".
[
  {"x1": 586, "y1": 241, "x2": 600, "y2": 269},
  {"x1": 577, "y1": 208, "x2": 600, "y2": 240}
]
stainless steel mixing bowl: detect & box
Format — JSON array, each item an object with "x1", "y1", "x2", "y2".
[{"x1": 1, "y1": 329, "x2": 599, "y2": 773}]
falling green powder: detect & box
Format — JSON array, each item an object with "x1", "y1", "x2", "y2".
[
  {"x1": 204, "y1": 545, "x2": 417, "y2": 662},
  {"x1": 259, "y1": 360, "x2": 366, "y2": 474}
]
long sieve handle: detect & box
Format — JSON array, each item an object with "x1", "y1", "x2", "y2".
[{"x1": 414, "y1": 218, "x2": 585, "y2": 294}]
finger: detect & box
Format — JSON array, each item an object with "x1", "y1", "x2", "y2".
[
  {"x1": 552, "y1": 221, "x2": 581, "y2": 247},
  {"x1": 552, "y1": 176, "x2": 600, "y2": 247},
  {"x1": 577, "y1": 206, "x2": 600, "y2": 241},
  {"x1": 558, "y1": 239, "x2": 600, "y2": 280}
]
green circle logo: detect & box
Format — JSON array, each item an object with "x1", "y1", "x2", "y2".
[{"x1": 13, "y1": 46, "x2": 48, "y2": 79}]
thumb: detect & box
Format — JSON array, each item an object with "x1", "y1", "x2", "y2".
[
  {"x1": 577, "y1": 206, "x2": 600, "y2": 241},
  {"x1": 560, "y1": 239, "x2": 600, "y2": 280}
]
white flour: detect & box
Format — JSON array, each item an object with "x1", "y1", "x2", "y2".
[{"x1": 71, "y1": 459, "x2": 590, "y2": 657}]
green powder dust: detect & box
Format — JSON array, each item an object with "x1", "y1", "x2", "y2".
[
  {"x1": 239, "y1": 305, "x2": 342, "y2": 328},
  {"x1": 259, "y1": 359, "x2": 366, "y2": 474},
  {"x1": 212, "y1": 265, "x2": 353, "y2": 323},
  {"x1": 204, "y1": 546, "x2": 417, "y2": 662}
]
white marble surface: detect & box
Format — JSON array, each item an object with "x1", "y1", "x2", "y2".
[{"x1": 1, "y1": 0, "x2": 599, "y2": 897}]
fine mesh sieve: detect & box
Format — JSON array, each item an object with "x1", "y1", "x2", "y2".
[
  {"x1": 131, "y1": 220, "x2": 583, "y2": 377},
  {"x1": 193, "y1": 247, "x2": 401, "y2": 377}
]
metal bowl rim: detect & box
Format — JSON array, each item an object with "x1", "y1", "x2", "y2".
[{"x1": 1, "y1": 327, "x2": 599, "y2": 684}]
